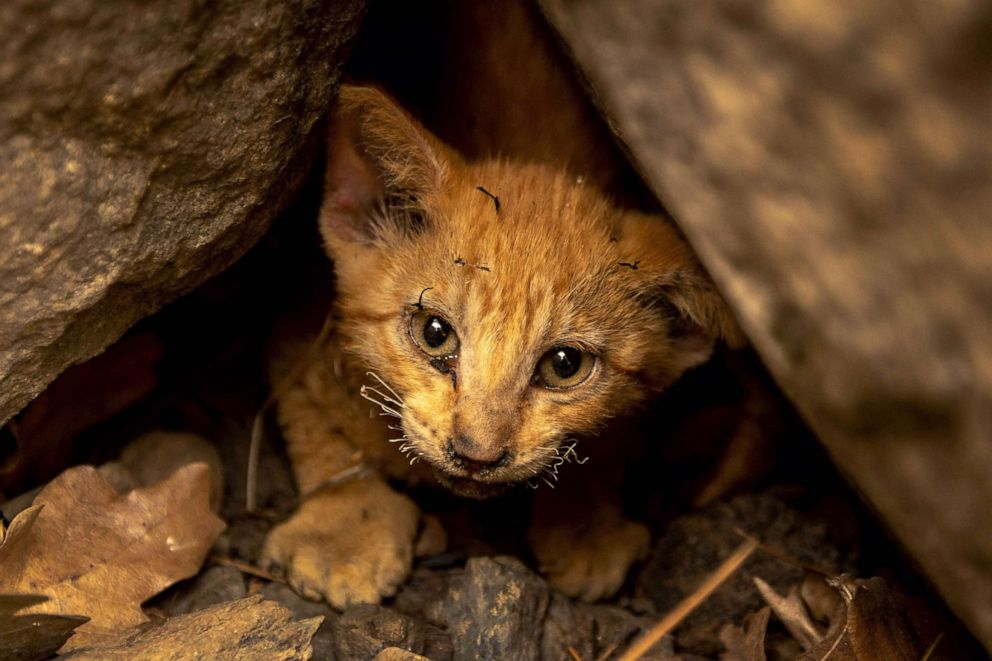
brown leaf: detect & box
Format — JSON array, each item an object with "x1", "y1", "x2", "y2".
[
  {"x1": 799, "y1": 576, "x2": 920, "y2": 661},
  {"x1": 118, "y1": 431, "x2": 224, "y2": 511},
  {"x1": 719, "y1": 606, "x2": 770, "y2": 661},
  {"x1": 0, "y1": 463, "x2": 224, "y2": 650},
  {"x1": 0, "y1": 594, "x2": 88, "y2": 661},
  {"x1": 753, "y1": 576, "x2": 823, "y2": 650},
  {"x1": 60, "y1": 595, "x2": 322, "y2": 660}
]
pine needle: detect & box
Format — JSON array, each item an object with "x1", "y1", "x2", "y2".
[
  {"x1": 616, "y1": 538, "x2": 758, "y2": 661},
  {"x1": 209, "y1": 554, "x2": 281, "y2": 582},
  {"x1": 920, "y1": 632, "x2": 944, "y2": 661}
]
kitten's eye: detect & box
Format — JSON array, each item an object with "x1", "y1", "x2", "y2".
[
  {"x1": 410, "y1": 311, "x2": 459, "y2": 358},
  {"x1": 535, "y1": 346, "x2": 595, "y2": 389}
]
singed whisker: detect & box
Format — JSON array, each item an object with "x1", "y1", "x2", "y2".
[
  {"x1": 362, "y1": 386, "x2": 404, "y2": 409},
  {"x1": 366, "y1": 371, "x2": 405, "y2": 405},
  {"x1": 359, "y1": 387, "x2": 403, "y2": 419}
]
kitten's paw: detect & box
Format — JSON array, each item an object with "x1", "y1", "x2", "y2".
[
  {"x1": 534, "y1": 518, "x2": 650, "y2": 602},
  {"x1": 261, "y1": 478, "x2": 420, "y2": 609}
]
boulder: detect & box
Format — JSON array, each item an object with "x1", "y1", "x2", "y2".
[
  {"x1": 0, "y1": 0, "x2": 367, "y2": 426},
  {"x1": 540, "y1": 0, "x2": 992, "y2": 650}
]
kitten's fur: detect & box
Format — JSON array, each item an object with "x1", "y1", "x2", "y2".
[{"x1": 261, "y1": 83, "x2": 741, "y2": 607}]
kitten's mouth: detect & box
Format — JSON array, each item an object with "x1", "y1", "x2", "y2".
[{"x1": 431, "y1": 469, "x2": 517, "y2": 500}]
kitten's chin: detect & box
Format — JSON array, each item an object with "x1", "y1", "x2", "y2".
[{"x1": 432, "y1": 471, "x2": 517, "y2": 500}]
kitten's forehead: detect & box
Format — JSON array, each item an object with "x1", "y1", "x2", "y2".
[
  {"x1": 416, "y1": 162, "x2": 633, "y2": 350},
  {"x1": 443, "y1": 162, "x2": 618, "y2": 278}
]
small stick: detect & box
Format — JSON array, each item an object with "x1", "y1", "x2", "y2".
[
  {"x1": 920, "y1": 632, "x2": 945, "y2": 661},
  {"x1": 210, "y1": 554, "x2": 281, "y2": 582},
  {"x1": 566, "y1": 646, "x2": 583, "y2": 661},
  {"x1": 476, "y1": 186, "x2": 501, "y2": 214},
  {"x1": 616, "y1": 539, "x2": 758, "y2": 661},
  {"x1": 594, "y1": 642, "x2": 619, "y2": 661},
  {"x1": 414, "y1": 287, "x2": 433, "y2": 310},
  {"x1": 300, "y1": 463, "x2": 371, "y2": 500}
]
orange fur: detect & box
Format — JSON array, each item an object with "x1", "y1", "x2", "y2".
[{"x1": 262, "y1": 83, "x2": 740, "y2": 608}]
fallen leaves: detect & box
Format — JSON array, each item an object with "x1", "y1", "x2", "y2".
[
  {"x1": 616, "y1": 532, "x2": 928, "y2": 661},
  {"x1": 0, "y1": 462, "x2": 224, "y2": 650},
  {"x1": 60, "y1": 595, "x2": 322, "y2": 660},
  {"x1": 0, "y1": 594, "x2": 88, "y2": 661},
  {"x1": 752, "y1": 574, "x2": 922, "y2": 660}
]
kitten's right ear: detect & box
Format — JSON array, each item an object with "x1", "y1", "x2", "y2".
[{"x1": 320, "y1": 85, "x2": 450, "y2": 245}]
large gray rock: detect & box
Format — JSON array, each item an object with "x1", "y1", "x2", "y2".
[
  {"x1": 0, "y1": 0, "x2": 366, "y2": 426},
  {"x1": 442, "y1": 557, "x2": 550, "y2": 661},
  {"x1": 540, "y1": 0, "x2": 992, "y2": 651}
]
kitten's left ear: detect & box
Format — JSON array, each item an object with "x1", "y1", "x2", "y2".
[
  {"x1": 620, "y1": 213, "x2": 746, "y2": 368},
  {"x1": 319, "y1": 85, "x2": 453, "y2": 246}
]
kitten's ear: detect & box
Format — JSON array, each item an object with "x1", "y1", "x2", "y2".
[
  {"x1": 319, "y1": 85, "x2": 451, "y2": 245},
  {"x1": 621, "y1": 213, "x2": 746, "y2": 368}
]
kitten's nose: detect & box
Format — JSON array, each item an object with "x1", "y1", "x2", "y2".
[{"x1": 447, "y1": 437, "x2": 509, "y2": 473}]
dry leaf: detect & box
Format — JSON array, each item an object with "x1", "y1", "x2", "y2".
[
  {"x1": 118, "y1": 431, "x2": 224, "y2": 511},
  {"x1": 0, "y1": 594, "x2": 88, "y2": 661},
  {"x1": 753, "y1": 576, "x2": 823, "y2": 650},
  {"x1": 0, "y1": 463, "x2": 224, "y2": 650},
  {"x1": 719, "y1": 606, "x2": 770, "y2": 661},
  {"x1": 799, "y1": 576, "x2": 920, "y2": 661},
  {"x1": 60, "y1": 595, "x2": 321, "y2": 660}
]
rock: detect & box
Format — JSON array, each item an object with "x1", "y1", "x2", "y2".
[
  {"x1": 160, "y1": 565, "x2": 246, "y2": 616},
  {"x1": 636, "y1": 494, "x2": 840, "y2": 656},
  {"x1": 373, "y1": 648, "x2": 432, "y2": 661},
  {"x1": 540, "y1": 0, "x2": 992, "y2": 650},
  {"x1": 60, "y1": 595, "x2": 321, "y2": 660},
  {"x1": 543, "y1": 593, "x2": 650, "y2": 661},
  {"x1": 393, "y1": 566, "x2": 457, "y2": 627},
  {"x1": 441, "y1": 556, "x2": 550, "y2": 661},
  {"x1": 258, "y1": 582, "x2": 338, "y2": 661},
  {"x1": 0, "y1": 0, "x2": 367, "y2": 428},
  {"x1": 333, "y1": 604, "x2": 426, "y2": 660}
]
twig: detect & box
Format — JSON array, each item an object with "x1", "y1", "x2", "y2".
[
  {"x1": 246, "y1": 311, "x2": 335, "y2": 513},
  {"x1": 616, "y1": 539, "x2": 758, "y2": 661},
  {"x1": 566, "y1": 645, "x2": 583, "y2": 661},
  {"x1": 594, "y1": 642, "x2": 619, "y2": 661},
  {"x1": 920, "y1": 632, "x2": 944, "y2": 661},
  {"x1": 210, "y1": 554, "x2": 281, "y2": 582},
  {"x1": 300, "y1": 463, "x2": 371, "y2": 500}
]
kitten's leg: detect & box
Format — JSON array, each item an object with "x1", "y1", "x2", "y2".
[
  {"x1": 527, "y1": 467, "x2": 649, "y2": 602},
  {"x1": 261, "y1": 375, "x2": 420, "y2": 609}
]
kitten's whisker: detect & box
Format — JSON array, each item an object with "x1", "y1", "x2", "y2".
[
  {"x1": 562, "y1": 439, "x2": 590, "y2": 465},
  {"x1": 362, "y1": 386, "x2": 404, "y2": 409},
  {"x1": 526, "y1": 479, "x2": 539, "y2": 490},
  {"x1": 541, "y1": 477, "x2": 556, "y2": 489},
  {"x1": 387, "y1": 424, "x2": 404, "y2": 432},
  {"x1": 359, "y1": 386, "x2": 403, "y2": 419},
  {"x1": 387, "y1": 437, "x2": 408, "y2": 444},
  {"x1": 366, "y1": 371, "x2": 405, "y2": 404}
]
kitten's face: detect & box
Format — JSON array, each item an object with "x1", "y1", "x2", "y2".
[{"x1": 321, "y1": 87, "x2": 738, "y2": 498}]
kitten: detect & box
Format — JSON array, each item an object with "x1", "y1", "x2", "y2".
[{"x1": 261, "y1": 84, "x2": 741, "y2": 608}]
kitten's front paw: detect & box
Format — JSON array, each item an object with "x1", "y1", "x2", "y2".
[
  {"x1": 262, "y1": 478, "x2": 420, "y2": 609},
  {"x1": 533, "y1": 518, "x2": 650, "y2": 602}
]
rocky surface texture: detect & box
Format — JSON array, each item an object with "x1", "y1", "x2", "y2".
[
  {"x1": 0, "y1": 0, "x2": 366, "y2": 427},
  {"x1": 540, "y1": 0, "x2": 992, "y2": 650}
]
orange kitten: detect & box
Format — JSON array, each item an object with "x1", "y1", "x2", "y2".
[{"x1": 261, "y1": 85, "x2": 740, "y2": 608}]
